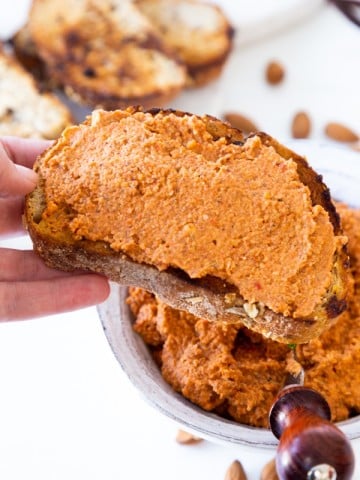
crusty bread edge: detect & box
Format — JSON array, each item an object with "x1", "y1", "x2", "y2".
[{"x1": 184, "y1": 21, "x2": 235, "y2": 87}]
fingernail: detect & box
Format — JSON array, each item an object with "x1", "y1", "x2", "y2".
[{"x1": 15, "y1": 164, "x2": 38, "y2": 185}]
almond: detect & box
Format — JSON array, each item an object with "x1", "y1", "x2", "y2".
[
  {"x1": 223, "y1": 112, "x2": 258, "y2": 134},
  {"x1": 291, "y1": 111, "x2": 311, "y2": 139},
  {"x1": 175, "y1": 429, "x2": 203, "y2": 445},
  {"x1": 260, "y1": 458, "x2": 279, "y2": 480},
  {"x1": 324, "y1": 122, "x2": 359, "y2": 143},
  {"x1": 224, "y1": 460, "x2": 247, "y2": 480},
  {"x1": 265, "y1": 61, "x2": 285, "y2": 85}
]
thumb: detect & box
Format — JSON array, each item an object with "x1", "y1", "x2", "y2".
[{"x1": 0, "y1": 142, "x2": 38, "y2": 198}]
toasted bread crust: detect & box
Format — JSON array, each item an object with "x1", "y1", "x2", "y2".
[
  {"x1": 185, "y1": 55, "x2": 232, "y2": 87},
  {"x1": 25, "y1": 107, "x2": 349, "y2": 343}
]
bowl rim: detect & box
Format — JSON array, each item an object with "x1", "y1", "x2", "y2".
[
  {"x1": 98, "y1": 283, "x2": 360, "y2": 448},
  {"x1": 97, "y1": 139, "x2": 360, "y2": 448}
]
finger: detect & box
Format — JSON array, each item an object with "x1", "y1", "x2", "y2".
[
  {"x1": 0, "y1": 197, "x2": 26, "y2": 236},
  {"x1": 0, "y1": 274, "x2": 110, "y2": 321},
  {"x1": 0, "y1": 142, "x2": 38, "y2": 198},
  {"x1": 0, "y1": 248, "x2": 85, "y2": 281},
  {"x1": 0, "y1": 136, "x2": 52, "y2": 168}
]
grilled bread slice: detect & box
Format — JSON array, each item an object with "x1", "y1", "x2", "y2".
[
  {"x1": 25, "y1": 107, "x2": 349, "y2": 343},
  {"x1": 28, "y1": 0, "x2": 187, "y2": 109},
  {"x1": 0, "y1": 46, "x2": 72, "y2": 138},
  {"x1": 135, "y1": 0, "x2": 234, "y2": 86}
]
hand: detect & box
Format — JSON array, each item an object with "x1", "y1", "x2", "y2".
[{"x1": 0, "y1": 136, "x2": 110, "y2": 321}]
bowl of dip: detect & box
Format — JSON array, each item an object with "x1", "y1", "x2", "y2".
[{"x1": 97, "y1": 140, "x2": 360, "y2": 447}]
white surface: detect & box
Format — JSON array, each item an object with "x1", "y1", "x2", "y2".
[
  {"x1": 1, "y1": 2, "x2": 360, "y2": 479},
  {"x1": 207, "y1": 0, "x2": 325, "y2": 46}
]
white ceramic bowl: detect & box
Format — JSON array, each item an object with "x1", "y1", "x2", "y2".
[{"x1": 98, "y1": 140, "x2": 360, "y2": 448}]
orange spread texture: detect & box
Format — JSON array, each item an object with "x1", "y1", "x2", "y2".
[
  {"x1": 128, "y1": 203, "x2": 360, "y2": 428},
  {"x1": 40, "y1": 109, "x2": 345, "y2": 318}
]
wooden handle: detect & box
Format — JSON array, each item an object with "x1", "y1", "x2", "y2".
[{"x1": 269, "y1": 385, "x2": 355, "y2": 480}]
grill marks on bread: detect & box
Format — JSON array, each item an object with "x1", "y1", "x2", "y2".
[
  {"x1": 28, "y1": 0, "x2": 187, "y2": 108},
  {"x1": 15, "y1": 0, "x2": 233, "y2": 108}
]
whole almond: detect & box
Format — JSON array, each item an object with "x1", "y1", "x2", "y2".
[
  {"x1": 224, "y1": 112, "x2": 258, "y2": 134},
  {"x1": 265, "y1": 61, "x2": 285, "y2": 85},
  {"x1": 224, "y1": 460, "x2": 247, "y2": 480},
  {"x1": 260, "y1": 458, "x2": 279, "y2": 480},
  {"x1": 291, "y1": 111, "x2": 311, "y2": 139},
  {"x1": 175, "y1": 429, "x2": 203, "y2": 445},
  {"x1": 325, "y1": 122, "x2": 359, "y2": 143}
]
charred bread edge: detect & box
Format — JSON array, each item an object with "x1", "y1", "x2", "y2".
[
  {"x1": 185, "y1": 22, "x2": 235, "y2": 86},
  {"x1": 25, "y1": 107, "x2": 349, "y2": 343}
]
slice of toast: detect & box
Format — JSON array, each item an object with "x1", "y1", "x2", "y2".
[
  {"x1": 24, "y1": 107, "x2": 349, "y2": 343},
  {"x1": 0, "y1": 46, "x2": 72, "y2": 138},
  {"x1": 28, "y1": 0, "x2": 187, "y2": 109},
  {"x1": 135, "y1": 0, "x2": 234, "y2": 86}
]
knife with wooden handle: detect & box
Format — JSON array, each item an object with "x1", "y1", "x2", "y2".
[
  {"x1": 269, "y1": 353, "x2": 355, "y2": 479},
  {"x1": 330, "y1": 0, "x2": 360, "y2": 27}
]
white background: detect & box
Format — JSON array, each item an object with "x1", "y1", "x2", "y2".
[{"x1": 1, "y1": 1, "x2": 360, "y2": 479}]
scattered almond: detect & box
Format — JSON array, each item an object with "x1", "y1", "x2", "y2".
[
  {"x1": 324, "y1": 122, "x2": 359, "y2": 143},
  {"x1": 224, "y1": 460, "x2": 247, "y2": 480},
  {"x1": 265, "y1": 61, "x2": 285, "y2": 85},
  {"x1": 223, "y1": 112, "x2": 258, "y2": 134},
  {"x1": 175, "y1": 429, "x2": 203, "y2": 445},
  {"x1": 351, "y1": 142, "x2": 360, "y2": 152},
  {"x1": 260, "y1": 458, "x2": 279, "y2": 480},
  {"x1": 291, "y1": 111, "x2": 311, "y2": 139}
]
